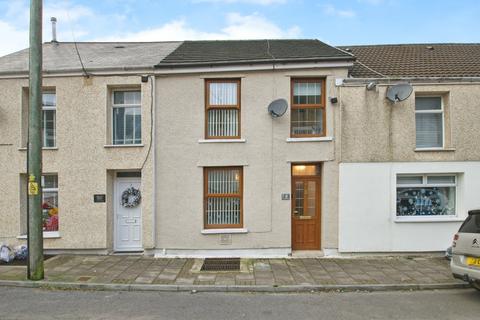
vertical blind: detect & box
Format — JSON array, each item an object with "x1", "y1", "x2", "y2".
[
  {"x1": 205, "y1": 168, "x2": 242, "y2": 226},
  {"x1": 415, "y1": 97, "x2": 443, "y2": 148},
  {"x1": 207, "y1": 81, "x2": 239, "y2": 138}
]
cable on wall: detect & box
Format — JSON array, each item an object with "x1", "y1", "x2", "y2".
[{"x1": 140, "y1": 75, "x2": 154, "y2": 171}]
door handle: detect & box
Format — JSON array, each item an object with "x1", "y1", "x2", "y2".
[{"x1": 125, "y1": 219, "x2": 136, "y2": 224}]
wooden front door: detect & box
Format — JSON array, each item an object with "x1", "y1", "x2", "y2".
[{"x1": 291, "y1": 165, "x2": 321, "y2": 250}]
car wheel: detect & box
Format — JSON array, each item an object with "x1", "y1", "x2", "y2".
[{"x1": 472, "y1": 281, "x2": 480, "y2": 291}]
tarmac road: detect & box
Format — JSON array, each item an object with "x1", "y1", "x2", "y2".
[{"x1": 0, "y1": 286, "x2": 479, "y2": 320}]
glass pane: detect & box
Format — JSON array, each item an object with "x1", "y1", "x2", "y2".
[
  {"x1": 42, "y1": 191, "x2": 58, "y2": 231},
  {"x1": 207, "y1": 109, "x2": 238, "y2": 137},
  {"x1": 293, "y1": 81, "x2": 321, "y2": 105},
  {"x1": 134, "y1": 109, "x2": 142, "y2": 144},
  {"x1": 113, "y1": 107, "x2": 125, "y2": 144},
  {"x1": 42, "y1": 175, "x2": 58, "y2": 189},
  {"x1": 206, "y1": 197, "x2": 241, "y2": 225},
  {"x1": 113, "y1": 91, "x2": 124, "y2": 104},
  {"x1": 397, "y1": 176, "x2": 423, "y2": 185},
  {"x1": 207, "y1": 168, "x2": 241, "y2": 195},
  {"x1": 42, "y1": 93, "x2": 56, "y2": 107},
  {"x1": 415, "y1": 97, "x2": 442, "y2": 111},
  {"x1": 294, "y1": 181, "x2": 304, "y2": 216},
  {"x1": 396, "y1": 186, "x2": 455, "y2": 216},
  {"x1": 427, "y1": 175, "x2": 455, "y2": 185},
  {"x1": 459, "y1": 214, "x2": 480, "y2": 233},
  {"x1": 291, "y1": 108, "x2": 323, "y2": 136},
  {"x1": 209, "y1": 82, "x2": 237, "y2": 105},
  {"x1": 416, "y1": 113, "x2": 443, "y2": 148},
  {"x1": 124, "y1": 91, "x2": 141, "y2": 105},
  {"x1": 306, "y1": 181, "x2": 316, "y2": 217},
  {"x1": 125, "y1": 108, "x2": 135, "y2": 144},
  {"x1": 42, "y1": 110, "x2": 56, "y2": 147},
  {"x1": 292, "y1": 164, "x2": 321, "y2": 176}
]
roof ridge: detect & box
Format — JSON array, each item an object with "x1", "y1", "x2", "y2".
[{"x1": 339, "y1": 42, "x2": 480, "y2": 48}]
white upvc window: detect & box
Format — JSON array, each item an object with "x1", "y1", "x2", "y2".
[
  {"x1": 396, "y1": 174, "x2": 456, "y2": 217},
  {"x1": 112, "y1": 90, "x2": 142, "y2": 145},
  {"x1": 42, "y1": 93, "x2": 56, "y2": 148},
  {"x1": 41, "y1": 174, "x2": 59, "y2": 232},
  {"x1": 415, "y1": 96, "x2": 444, "y2": 149}
]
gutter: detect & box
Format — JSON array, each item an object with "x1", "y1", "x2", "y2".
[{"x1": 341, "y1": 76, "x2": 480, "y2": 86}]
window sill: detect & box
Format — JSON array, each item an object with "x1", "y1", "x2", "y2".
[
  {"x1": 286, "y1": 137, "x2": 334, "y2": 143},
  {"x1": 17, "y1": 231, "x2": 61, "y2": 239},
  {"x1": 18, "y1": 147, "x2": 58, "y2": 151},
  {"x1": 395, "y1": 216, "x2": 465, "y2": 223},
  {"x1": 414, "y1": 147, "x2": 456, "y2": 152},
  {"x1": 201, "y1": 228, "x2": 248, "y2": 234},
  {"x1": 104, "y1": 144, "x2": 144, "y2": 148},
  {"x1": 198, "y1": 139, "x2": 246, "y2": 144}
]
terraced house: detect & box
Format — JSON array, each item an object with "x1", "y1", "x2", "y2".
[{"x1": 0, "y1": 39, "x2": 479, "y2": 257}]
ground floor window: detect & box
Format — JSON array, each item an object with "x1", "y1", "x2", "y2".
[
  {"x1": 396, "y1": 174, "x2": 456, "y2": 217},
  {"x1": 41, "y1": 175, "x2": 59, "y2": 231},
  {"x1": 204, "y1": 167, "x2": 243, "y2": 229}
]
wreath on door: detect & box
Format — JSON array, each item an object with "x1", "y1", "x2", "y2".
[{"x1": 121, "y1": 187, "x2": 141, "y2": 208}]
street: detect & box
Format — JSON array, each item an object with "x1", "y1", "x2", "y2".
[{"x1": 0, "y1": 287, "x2": 478, "y2": 320}]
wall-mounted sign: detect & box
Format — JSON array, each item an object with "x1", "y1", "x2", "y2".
[
  {"x1": 94, "y1": 194, "x2": 106, "y2": 203},
  {"x1": 281, "y1": 193, "x2": 290, "y2": 200}
]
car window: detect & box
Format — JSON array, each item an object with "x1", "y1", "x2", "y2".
[{"x1": 459, "y1": 214, "x2": 480, "y2": 233}]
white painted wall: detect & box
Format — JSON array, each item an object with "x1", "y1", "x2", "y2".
[{"x1": 339, "y1": 161, "x2": 480, "y2": 252}]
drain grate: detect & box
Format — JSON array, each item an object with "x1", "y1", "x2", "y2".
[{"x1": 200, "y1": 258, "x2": 241, "y2": 271}]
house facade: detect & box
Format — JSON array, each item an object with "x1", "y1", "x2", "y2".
[{"x1": 0, "y1": 40, "x2": 479, "y2": 256}]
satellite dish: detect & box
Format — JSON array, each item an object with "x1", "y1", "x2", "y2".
[
  {"x1": 268, "y1": 99, "x2": 288, "y2": 118},
  {"x1": 386, "y1": 83, "x2": 413, "y2": 103}
]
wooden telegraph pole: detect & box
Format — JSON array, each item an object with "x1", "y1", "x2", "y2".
[{"x1": 27, "y1": 0, "x2": 44, "y2": 280}]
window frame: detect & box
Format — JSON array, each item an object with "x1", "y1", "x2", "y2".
[
  {"x1": 415, "y1": 95, "x2": 445, "y2": 149},
  {"x1": 41, "y1": 92, "x2": 56, "y2": 148},
  {"x1": 204, "y1": 79, "x2": 241, "y2": 140},
  {"x1": 203, "y1": 166, "x2": 244, "y2": 229},
  {"x1": 290, "y1": 78, "x2": 326, "y2": 138},
  {"x1": 395, "y1": 173, "x2": 457, "y2": 218},
  {"x1": 111, "y1": 89, "x2": 142, "y2": 145}
]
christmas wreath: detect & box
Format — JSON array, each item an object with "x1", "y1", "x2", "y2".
[{"x1": 121, "y1": 187, "x2": 141, "y2": 208}]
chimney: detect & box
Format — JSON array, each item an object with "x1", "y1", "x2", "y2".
[{"x1": 50, "y1": 17, "x2": 58, "y2": 43}]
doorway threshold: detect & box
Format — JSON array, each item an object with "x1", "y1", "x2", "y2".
[{"x1": 290, "y1": 250, "x2": 324, "y2": 258}]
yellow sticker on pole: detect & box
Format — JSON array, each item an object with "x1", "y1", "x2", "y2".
[{"x1": 28, "y1": 174, "x2": 39, "y2": 196}]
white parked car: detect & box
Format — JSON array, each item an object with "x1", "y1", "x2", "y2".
[{"x1": 451, "y1": 210, "x2": 480, "y2": 290}]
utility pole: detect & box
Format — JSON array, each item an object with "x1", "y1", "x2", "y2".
[{"x1": 27, "y1": 0, "x2": 44, "y2": 280}]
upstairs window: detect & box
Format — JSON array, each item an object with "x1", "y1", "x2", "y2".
[
  {"x1": 42, "y1": 93, "x2": 56, "y2": 147},
  {"x1": 205, "y1": 79, "x2": 240, "y2": 139},
  {"x1": 291, "y1": 78, "x2": 325, "y2": 137},
  {"x1": 415, "y1": 97, "x2": 443, "y2": 148},
  {"x1": 112, "y1": 90, "x2": 141, "y2": 145}
]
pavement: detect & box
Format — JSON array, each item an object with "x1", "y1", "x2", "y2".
[{"x1": 0, "y1": 254, "x2": 468, "y2": 292}]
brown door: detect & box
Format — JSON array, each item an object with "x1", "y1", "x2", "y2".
[{"x1": 291, "y1": 165, "x2": 321, "y2": 250}]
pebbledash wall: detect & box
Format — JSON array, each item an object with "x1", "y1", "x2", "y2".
[
  {"x1": 152, "y1": 66, "x2": 348, "y2": 257},
  {"x1": 337, "y1": 81, "x2": 480, "y2": 252},
  {"x1": 0, "y1": 75, "x2": 155, "y2": 252}
]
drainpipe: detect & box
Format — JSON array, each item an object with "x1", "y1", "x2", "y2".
[{"x1": 151, "y1": 75, "x2": 157, "y2": 254}]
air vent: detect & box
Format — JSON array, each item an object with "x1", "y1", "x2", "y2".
[{"x1": 200, "y1": 258, "x2": 240, "y2": 271}]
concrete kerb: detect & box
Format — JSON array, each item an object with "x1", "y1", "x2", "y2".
[{"x1": 0, "y1": 280, "x2": 470, "y2": 293}]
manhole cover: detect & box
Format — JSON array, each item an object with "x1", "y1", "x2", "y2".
[{"x1": 200, "y1": 258, "x2": 240, "y2": 271}]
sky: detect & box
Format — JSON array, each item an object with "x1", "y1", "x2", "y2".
[{"x1": 0, "y1": 0, "x2": 479, "y2": 56}]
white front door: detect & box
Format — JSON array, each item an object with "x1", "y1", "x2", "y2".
[{"x1": 114, "y1": 177, "x2": 142, "y2": 251}]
